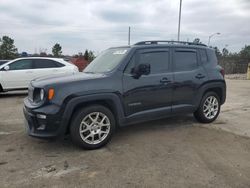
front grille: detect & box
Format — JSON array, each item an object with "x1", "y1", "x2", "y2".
[{"x1": 28, "y1": 86, "x2": 34, "y2": 102}]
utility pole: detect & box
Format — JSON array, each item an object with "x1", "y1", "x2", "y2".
[
  {"x1": 177, "y1": 0, "x2": 182, "y2": 41},
  {"x1": 128, "y1": 26, "x2": 131, "y2": 45}
]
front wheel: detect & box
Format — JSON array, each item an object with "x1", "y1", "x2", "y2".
[
  {"x1": 70, "y1": 105, "x2": 116, "y2": 149},
  {"x1": 194, "y1": 92, "x2": 221, "y2": 123}
]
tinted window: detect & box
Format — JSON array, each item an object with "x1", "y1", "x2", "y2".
[
  {"x1": 200, "y1": 49, "x2": 208, "y2": 63},
  {"x1": 9, "y1": 59, "x2": 33, "y2": 70},
  {"x1": 138, "y1": 51, "x2": 169, "y2": 74},
  {"x1": 34, "y1": 59, "x2": 63, "y2": 69},
  {"x1": 174, "y1": 51, "x2": 197, "y2": 71}
]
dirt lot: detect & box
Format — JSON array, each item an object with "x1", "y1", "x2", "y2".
[{"x1": 0, "y1": 79, "x2": 250, "y2": 188}]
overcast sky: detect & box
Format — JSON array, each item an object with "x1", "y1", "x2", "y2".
[{"x1": 0, "y1": 0, "x2": 249, "y2": 55}]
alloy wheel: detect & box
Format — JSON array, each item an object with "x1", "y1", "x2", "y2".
[
  {"x1": 203, "y1": 96, "x2": 219, "y2": 119},
  {"x1": 79, "y1": 112, "x2": 111, "y2": 145}
]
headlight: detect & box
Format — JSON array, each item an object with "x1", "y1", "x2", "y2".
[
  {"x1": 40, "y1": 89, "x2": 45, "y2": 101},
  {"x1": 32, "y1": 88, "x2": 45, "y2": 103}
]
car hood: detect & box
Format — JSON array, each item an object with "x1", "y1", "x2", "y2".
[{"x1": 31, "y1": 72, "x2": 107, "y2": 88}]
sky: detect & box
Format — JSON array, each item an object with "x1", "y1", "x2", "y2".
[{"x1": 0, "y1": 0, "x2": 249, "y2": 55}]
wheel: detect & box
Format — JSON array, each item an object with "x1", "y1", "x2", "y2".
[
  {"x1": 70, "y1": 105, "x2": 116, "y2": 149},
  {"x1": 194, "y1": 92, "x2": 221, "y2": 123}
]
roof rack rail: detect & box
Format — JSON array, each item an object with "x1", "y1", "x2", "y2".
[{"x1": 134, "y1": 40, "x2": 207, "y2": 47}]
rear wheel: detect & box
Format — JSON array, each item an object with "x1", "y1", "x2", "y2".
[
  {"x1": 194, "y1": 92, "x2": 221, "y2": 123},
  {"x1": 70, "y1": 105, "x2": 116, "y2": 149}
]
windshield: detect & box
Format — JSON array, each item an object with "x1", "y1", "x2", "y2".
[{"x1": 84, "y1": 48, "x2": 129, "y2": 73}]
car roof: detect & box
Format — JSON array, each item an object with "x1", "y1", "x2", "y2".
[
  {"x1": 0, "y1": 57, "x2": 74, "y2": 69},
  {"x1": 12, "y1": 57, "x2": 65, "y2": 61},
  {"x1": 111, "y1": 41, "x2": 211, "y2": 50}
]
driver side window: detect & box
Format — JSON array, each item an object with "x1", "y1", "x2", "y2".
[
  {"x1": 9, "y1": 59, "x2": 33, "y2": 70},
  {"x1": 124, "y1": 50, "x2": 170, "y2": 75},
  {"x1": 139, "y1": 51, "x2": 169, "y2": 74}
]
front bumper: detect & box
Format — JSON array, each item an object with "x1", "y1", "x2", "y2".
[{"x1": 23, "y1": 98, "x2": 65, "y2": 138}]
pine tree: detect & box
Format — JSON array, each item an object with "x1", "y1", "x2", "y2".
[
  {"x1": 0, "y1": 36, "x2": 18, "y2": 59},
  {"x1": 52, "y1": 43, "x2": 62, "y2": 57}
]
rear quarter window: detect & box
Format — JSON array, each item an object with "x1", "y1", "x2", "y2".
[
  {"x1": 200, "y1": 49, "x2": 208, "y2": 63},
  {"x1": 206, "y1": 49, "x2": 218, "y2": 66},
  {"x1": 34, "y1": 59, "x2": 65, "y2": 69}
]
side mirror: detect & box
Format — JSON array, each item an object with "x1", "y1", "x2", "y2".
[
  {"x1": 3, "y1": 65, "x2": 10, "y2": 71},
  {"x1": 131, "y1": 64, "x2": 150, "y2": 79}
]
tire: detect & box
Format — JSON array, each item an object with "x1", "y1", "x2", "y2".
[
  {"x1": 194, "y1": 92, "x2": 221, "y2": 123},
  {"x1": 70, "y1": 105, "x2": 116, "y2": 149}
]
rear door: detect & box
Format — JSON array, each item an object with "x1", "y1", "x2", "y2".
[
  {"x1": 122, "y1": 48, "x2": 173, "y2": 116},
  {"x1": 1, "y1": 59, "x2": 34, "y2": 89},
  {"x1": 172, "y1": 48, "x2": 208, "y2": 113}
]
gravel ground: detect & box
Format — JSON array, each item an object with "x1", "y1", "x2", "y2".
[
  {"x1": 225, "y1": 74, "x2": 247, "y2": 80},
  {"x1": 1, "y1": 79, "x2": 250, "y2": 188}
]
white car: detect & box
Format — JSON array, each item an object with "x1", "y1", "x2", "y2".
[{"x1": 0, "y1": 57, "x2": 79, "y2": 92}]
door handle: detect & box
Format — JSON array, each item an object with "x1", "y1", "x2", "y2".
[
  {"x1": 195, "y1": 74, "x2": 205, "y2": 79},
  {"x1": 160, "y1": 77, "x2": 171, "y2": 84}
]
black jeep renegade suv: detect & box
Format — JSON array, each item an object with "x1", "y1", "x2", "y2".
[{"x1": 23, "y1": 41, "x2": 226, "y2": 149}]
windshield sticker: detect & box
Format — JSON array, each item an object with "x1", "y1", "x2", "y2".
[{"x1": 113, "y1": 50, "x2": 127, "y2": 55}]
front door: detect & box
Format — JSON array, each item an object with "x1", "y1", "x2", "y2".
[
  {"x1": 1, "y1": 59, "x2": 34, "y2": 89},
  {"x1": 122, "y1": 48, "x2": 173, "y2": 117}
]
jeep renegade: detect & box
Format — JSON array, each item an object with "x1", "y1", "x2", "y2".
[{"x1": 23, "y1": 41, "x2": 226, "y2": 149}]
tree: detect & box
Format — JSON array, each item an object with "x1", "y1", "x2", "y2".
[
  {"x1": 83, "y1": 50, "x2": 89, "y2": 60},
  {"x1": 83, "y1": 49, "x2": 95, "y2": 62},
  {"x1": 193, "y1": 38, "x2": 202, "y2": 44},
  {"x1": 214, "y1": 47, "x2": 222, "y2": 58},
  {"x1": 88, "y1": 50, "x2": 95, "y2": 62},
  {"x1": 239, "y1": 45, "x2": 250, "y2": 59},
  {"x1": 52, "y1": 43, "x2": 62, "y2": 57},
  {"x1": 222, "y1": 48, "x2": 229, "y2": 57},
  {"x1": 0, "y1": 36, "x2": 18, "y2": 59},
  {"x1": 78, "y1": 52, "x2": 83, "y2": 57}
]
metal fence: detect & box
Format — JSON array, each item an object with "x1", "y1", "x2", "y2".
[{"x1": 219, "y1": 58, "x2": 249, "y2": 74}]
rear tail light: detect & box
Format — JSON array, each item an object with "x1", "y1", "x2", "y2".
[{"x1": 220, "y1": 68, "x2": 225, "y2": 78}]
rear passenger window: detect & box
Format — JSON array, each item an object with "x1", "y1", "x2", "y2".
[
  {"x1": 200, "y1": 49, "x2": 208, "y2": 63},
  {"x1": 139, "y1": 51, "x2": 169, "y2": 74},
  {"x1": 174, "y1": 51, "x2": 198, "y2": 71},
  {"x1": 34, "y1": 59, "x2": 64, "y2": 69}
]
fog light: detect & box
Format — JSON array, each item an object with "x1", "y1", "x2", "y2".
[
  {"x1": 37, "y1": 114, "x2": 46, "y2": 119},
  {"x1": 37, "y1": 124, "x2": 46, "y2": 130},
  {"x1": 36, "y1": 114, "x2": 47, "y2": 130}
]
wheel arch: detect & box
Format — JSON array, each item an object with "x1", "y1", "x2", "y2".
[
  {"x1": 61, "y1": 93, "x2": 125, "y2": 135},
  {"x1": 195, "y1": 81, "x2": 226, "y2": 109},
  {"x1": 203, "y1": 87, "x2": 223, "y2": 103}
]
